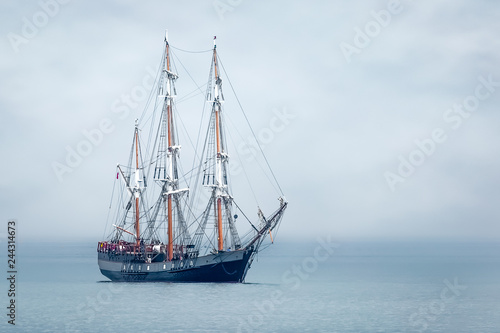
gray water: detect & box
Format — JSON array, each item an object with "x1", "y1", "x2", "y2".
[{"x1": 3, "y1": 240, "x2": 500, "y2": 332}]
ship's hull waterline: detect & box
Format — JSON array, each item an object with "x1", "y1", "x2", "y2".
[{"x1": 98, "y1": 247, "x2": 254, "y2": 282}]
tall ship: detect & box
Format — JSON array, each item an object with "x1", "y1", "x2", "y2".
[{"x1": 97, "y1": 33, "x2": 287, "y2": 282}]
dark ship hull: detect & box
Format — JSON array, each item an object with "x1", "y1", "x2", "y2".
[{"x1": 98, "y1": 246, "x2": 255, "y2": 282}]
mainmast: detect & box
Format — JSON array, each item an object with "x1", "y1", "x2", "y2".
[
  {"x1": 213, "y1": 37, "x2": 225, "y2": 252},
  {"x1": 166, "y1": 34, "x2": 174, "y2": 261},
  {"x1": 153, "y1": 31, "x2": 190, "y2": 261},
  {"x1": 134, "y1": 123, "x2": 140, "y2": 248},
  {"x1": 164, "y1": 32, "x2": 175, "y2": 261}
]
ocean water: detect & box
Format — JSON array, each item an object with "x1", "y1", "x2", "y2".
[{"x1": 2, "y1": 240, "x2": 500, "y2": 332}]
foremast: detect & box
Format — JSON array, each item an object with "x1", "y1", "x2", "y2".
[{"x1": 200, "y1": 37, "x2": 241, "y2": 253}]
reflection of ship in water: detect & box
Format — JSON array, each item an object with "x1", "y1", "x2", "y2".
[{"x1": 97, "y1": 33, "x2": 287, "y2": 282}]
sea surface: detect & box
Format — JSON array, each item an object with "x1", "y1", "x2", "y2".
[{"x1": 2, "y1": 240, "x2": 500, "y2": 332}]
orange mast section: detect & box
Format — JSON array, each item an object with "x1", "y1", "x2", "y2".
[
  {"x1": 213, "y1": 45, "x2": 223, "y2": 252},
  {"x1": 166, "y1": 41, "x2": 174, "y2": 261},
  {"x1": 135, "y1": 129, "x2": 140, "y2": 248}
]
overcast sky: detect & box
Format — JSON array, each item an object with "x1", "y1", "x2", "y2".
[{"x1": 1, "y1": 0, "x2": 499, "y2": 243}]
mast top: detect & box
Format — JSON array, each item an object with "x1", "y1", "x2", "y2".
[
  {"x1": 165, "y1": 30, "x2": 169, "y2": 43},
  {"x1": 213, "y1": 36, "x2": 216, "y2": 49}
]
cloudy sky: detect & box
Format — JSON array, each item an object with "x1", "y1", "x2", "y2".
[{"x1": 1, "y1": 0, "x2": 499, "y2": 243}]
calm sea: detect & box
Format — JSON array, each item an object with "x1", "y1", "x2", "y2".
[{"x1": 3, "y1": 240, "x2": 500, "y2": 332}]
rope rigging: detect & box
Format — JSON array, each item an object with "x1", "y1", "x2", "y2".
[
  {"x1": 170, "y1": 44, "x2": 212, "y2": 54},
  {"x1": 217, "y1": 55, "x2": 285, "y2": 197}
]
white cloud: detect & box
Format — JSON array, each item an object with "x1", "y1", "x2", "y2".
[{"x1": 1, "y1": 0, "x2": 499, "y2": 241}]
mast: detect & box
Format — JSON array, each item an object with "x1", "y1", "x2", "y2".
[
  {"x1": 153, "y1": 31, "x2": 190, "y2": 261},
  {"x1": 165, "y1": 33, "x2": 174, "y2": 261},
  {"x1": 197, "y1": 36, "x2": 243, "y2": 254},
  {"x1": 213, "y1": 37, "x2": 224, "y2": 252},
  {"x1": 134, "y1": 122, "x2": 140, "y2": 248},
  {"x1": 113, "y1": 124, "x2": 146, "y2": 247}
]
